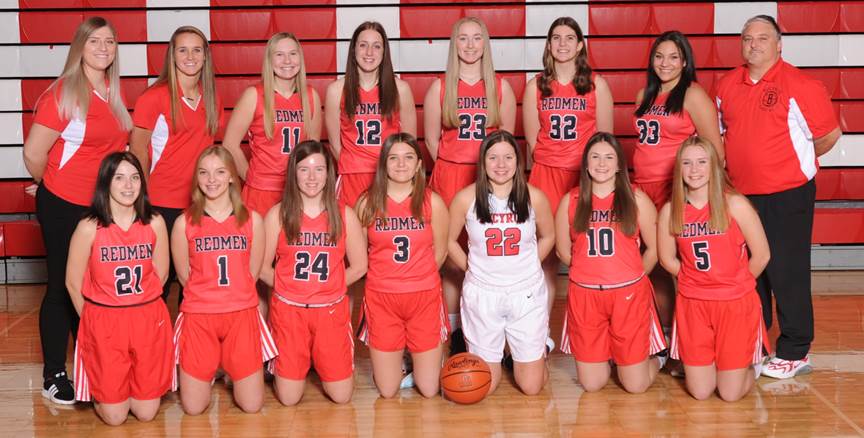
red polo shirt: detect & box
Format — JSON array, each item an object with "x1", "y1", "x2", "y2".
[{"x1": 715, "y1": 59, "x2": 838, "y2": 195}]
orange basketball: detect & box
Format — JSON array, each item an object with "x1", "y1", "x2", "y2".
[{"x1": 440, "y1": 353, "x2": 491, "y2": 404}]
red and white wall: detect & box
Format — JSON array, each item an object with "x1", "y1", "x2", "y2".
[{"x1": 0, "y1": 1, "x2": 861, "y2": 251}]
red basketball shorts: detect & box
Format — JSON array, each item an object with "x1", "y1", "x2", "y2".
[
  {"x1": 357, "y1": 286, "x2": 450, "y2": 353},
  {"x1": 268, "y1": 295, "x2": 354, "y2": 382},
  {"x1": 429, "y1": 159, "x2": 476, "y2": 206},
  {"x1": 242, "y1": 185, "x2": 282, "y2": 217},
  {"x1": 174, "y1": 307, "x2": 278, "y2": 384},
  {"x1": 635, "y1": 180, "x2": 672, "y2": 211},
  {"x1": 528, "y1": 162, "x2": 579, "y2": 215},
  {"x1": 562, "y1": 277, "x2": 666, "y2": 366},
  {"x1": 73, "y1": 298, "x2": 173, "y2": 403},
  {"x1": 670, "y1": 291, "x2": 771, "y2": 371},
  {"x1": 337, "y1": 172, "x2": 374, "y2": 208}
]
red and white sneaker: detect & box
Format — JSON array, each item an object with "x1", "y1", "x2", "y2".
[{"x1": 760, "y1": 355, "x2": 812, "y2": 379}]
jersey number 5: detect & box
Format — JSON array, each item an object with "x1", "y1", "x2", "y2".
[
  {"x1": 355, "y1": 120, "x2": 382, "y2": 146},
  {"x1": 282, "y1": 126, "x2": 301, "y2": 154},
  {"x1": 114, "y1": 265, "x2": 144, "y2": 296},
  {"x1": 635, "y1": 119, "x2": 660, "y2": 145},
  {"x1": 485, "y1": 227, "x2": 521, "y2": 256},
  {"x1": 295, "y1": 252, "x2": 330, "y2": 281},
  {"x1": 691, "y1": 241, "x2": 711, "y2": 271}
]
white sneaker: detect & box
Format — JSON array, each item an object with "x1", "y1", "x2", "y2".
[{"x1": 761, "y1": 355, "x2": 812, "y2": 379}]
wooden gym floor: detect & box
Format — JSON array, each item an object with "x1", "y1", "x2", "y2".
[{"x1": 1, "y1": 272, "x2": 863, "y2": 437}]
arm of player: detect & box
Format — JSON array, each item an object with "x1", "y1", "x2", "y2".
[
  {"x1": 499, "y1": 79, "x2": 517, "y2": 133},
  {"x1": 686, "y1": 84, "x2": 725, "y2": 163},
  {"x1": 324, "y1": 80, "x2": 344, "y2": 160},
  {"x1": 635, "y1": 189, "x2": 659, "y2": 274},
  {"x1": 396, "y1": 79, "x2": 417, "y2": 137},
  {"x1": 446, "y1": 187, "x2": 471, "y2": 272},
  {"x1": 151, "y1": 214, "x2": 170, "y2": 285},
  {"x1": 594, "y1": 75, "x2": 614, "y2": 133},
  {"x1": 258, "y1": 204, "x2": 281, "y2": 287},
  {"x1": 529, "y1": 185, "x2": 555, "y2": 262},
  {"x1": 128, "y1": 127, "x2": 153, "y2": 181},
  {"x1": 248, "y1": 212, "x2": 265, "y2": 280},
  {"x1": 171, "y1": 213, "x2": 190, "y2": 287},
  {"x1": 65, "y1": 219, "x2": 97, "y2": 316},
  {"x1": 307, "y1": 88, "x2": 323, "y2": 141},
  {"x1": 423, "y1": 79, "x2": 443, "y2": 161},
  {"x1": 22, "y1": 124, "x2": 60, "y2": 184},
  {"x1": 554, "y1": 195, "x2": 572, "y2": 266},
  {"x1": 656, "y1": 202, "x2": 681, "y2": 277},
  {"x1": 815, "y1": 127, "x2": 842, "y2": 157},
  {"x1": 430, "y1": 192, "x2": 450, "y2": 268},
  {"x1": 728, "y1": 194, "x2": 770, "y2": 278},
  {"x1": 522, "y1": 78, "x2": 540, "y2": 157},
  {"x1": 344, "y1": 205, "x2": 368, "y2": 286},
  {"x1": 221, "y1": 86, "x2": 257, "y2": 180}
]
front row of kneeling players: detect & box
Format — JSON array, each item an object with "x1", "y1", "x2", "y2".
[{"x1": 68, "y1": 130, "x2": 769, "y2": 424}]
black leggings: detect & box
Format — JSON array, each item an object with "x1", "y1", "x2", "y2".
[
  {"x1": 155, "y1": 206, "x2": 183, "y2": 306},
  {"x1": 36, "y1": 184, "x2": 87, "y2": 380}
]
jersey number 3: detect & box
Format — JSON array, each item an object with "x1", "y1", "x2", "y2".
[{"x1": 485, "y1": 227, "x2": 520, "y2": 256}]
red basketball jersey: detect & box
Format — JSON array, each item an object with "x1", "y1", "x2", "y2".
[
  {"x1": 274, "y1": 207, "x2": 348, "y2": 304},
  {"x1": 181, "y1": 214, "x2": 257, "y2": 314},
  {"x1": 338, "y1": 86, "x2": 401, "y2": 174},
  {"x1": 246, "y1": 84, "x2": 314, "y2": 191},
  {"x1": 366, "y1": 190, "x2": 440, "y2": 294},
  {"x1": 82, "y1": 221, "x2": 163, "y2": 306},
  {"x1": 675, "y1": 202, "x2": 755, "y2": 301},
  {"x1": 132, "y1": 83, "x2": 220, "y2": 209},
  {"x1": 567, "y1": 189, "x2": 644, "y2": 285},
  {"x1": 35, "y1": 82, "x2": 129, "y2": 206},
  {"x1": 534, "y1": 76, "x2": 598, "y2": 171},
  {"x1": 632, "y1": 93, "x2": 695, "y2": 184},
  {"x1": 437, "y1": 76, "x2": 503, "y2": 164}
]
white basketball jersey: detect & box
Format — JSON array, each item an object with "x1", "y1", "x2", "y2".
[{"x1": 465, "y1": 194, "x2": 541, "y2": 287}]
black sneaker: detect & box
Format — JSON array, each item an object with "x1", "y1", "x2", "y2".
[
  {"x1": 501, "y1": 353, "x2": 514, "y2": 371},
  {"x1": 42, "y1": 371, "x2": 75, "y2": 405},
  {"x1": 449, "y1": 328, "x2": 466, "y2": 356}
]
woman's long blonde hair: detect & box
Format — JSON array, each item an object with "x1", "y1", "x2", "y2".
[
  {"x1": 669, "y1": 136, "x2": 736, "y2": 235},
  {"x1": 152, "y1": 26, "x2": 219, "y2": 136},
  {"x1": 262, "y1": 33, "x2": 312, "y2": 139},
  {"x1": 52, "y1": 17, "x2": 131, "y2": 130},
  {"x1": 188, "y1": 146, "x2": 249, "y2": 227},
  {"x1": 442, "y1": 17, "x2": 500, "y2": 129}
]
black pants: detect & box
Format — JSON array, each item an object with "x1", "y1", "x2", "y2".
[
  {"x1": 154, "y1": 206, "x2": 183, "y2": 306},
  {"x1": 747, "y1": 179, "x2": 816, "y2": 361},
  {"x1": 36, "y1": 184, "x2": 87, "y2": 380}
]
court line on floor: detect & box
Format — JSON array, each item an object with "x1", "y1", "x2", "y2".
[
  {"x1": 808, "y1": 382, "x2": 864, "y2": 435},
  {"x1": 0, "y1": 308, "x2": 39, "y2": 338}
]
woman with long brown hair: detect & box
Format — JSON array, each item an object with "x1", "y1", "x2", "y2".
[{"x1": 324, "y1": 22, "x2": 416, "y2": 207}]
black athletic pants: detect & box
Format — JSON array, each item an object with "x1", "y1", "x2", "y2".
[
  {"x1": 36, "y1": 184, "x2": 87, "y2": 380},
  {"x1": 747, "y1": 179, "x2": 816, "y2": 361},
  {"x1": 154, "y1": 206, "x2": 183, "y2": 306}
]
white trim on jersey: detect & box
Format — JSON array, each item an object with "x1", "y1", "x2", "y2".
[
  {"x1": 149, "y1": 114, "x2": 169, "y2": 172},
  {"x1": 58, "y1": 116, "x2": 84, "y2": 169},
  {"x1": 787, "y1": 97, "x2": 818, "y2": 182}
]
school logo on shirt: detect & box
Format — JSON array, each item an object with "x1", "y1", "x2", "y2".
[
  {"x1": 374, "y1": 216, "x2": 425, "y2": 231},
  {"x1": 457, "y1": 96, "x2": 488, "y2": 109},
  {"x1": 291, "y1": 232, "x2": 337, "y2": 247},
  {"x1": 541, "y1": 97, "x2": 587, "y2": 111},
  {"x1": 761, "y1": 86, "x2": 779, "y2": 111},
  {"x1": 194, "y1": 235, "x2": 248, "y2": 252},
  {"x1": 681, "y1": 221, "x2": 724, "y2": 238},
  {"x1": 275, "y1": 109, "x2": 303, "y2": 122},
  {"x1": 100, "y1": 244, "x2": 153, "y2": 262}
]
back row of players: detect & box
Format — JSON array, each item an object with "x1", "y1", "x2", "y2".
[{"x1": 23, "y1": 14, "x2": 806, "y2": 424}]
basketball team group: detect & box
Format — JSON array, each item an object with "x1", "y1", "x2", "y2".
[{"x1": 22, "y1": 10, "x2": 841, "y2": 426}]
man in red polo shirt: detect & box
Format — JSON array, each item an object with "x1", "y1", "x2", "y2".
[{"x1": 715, "y1": 15, "x2": 842, "y2": 379}]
